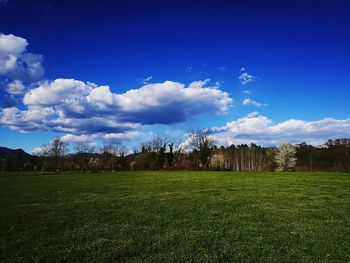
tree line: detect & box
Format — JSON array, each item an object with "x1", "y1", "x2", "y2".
[{"x1": 1, "y1": 132, "x2": 349, "y2": 172}]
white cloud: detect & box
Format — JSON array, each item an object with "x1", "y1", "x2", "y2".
[
  {"x1": 6, "y1": 106, "x2": 45, "y2": 122},
  {"x1": 238, "y1": 72, "x2": 255, "y2": 85},
  {"x1": 61, "y1": 131, "x2": 141, "y2": 144},
  {"x1": 238, "y1": 68, "x2": 255, "y2": 85},
  {"x1": 0, "y1": 34, "x2": 27, "y2": 58},
  {"x1": 188, "y1": 79, "x2": 211, "y2": 89},
  {"x1": 31, "y1": 146, "x2": 45, "y2": 156},
  {"x1": 0, "y1": 33, "x2": 44, "y2": 82},
  {"x1": 1, "y1": 78, "x2": 233, "y2": 140},
  {"x1": 141, "y1": 75, "x2": 153, "y2": 84},
  {"x1": 0, "y1": 34, "x2": 27, "y2": 75},
  {"x1": 60, "y1": 134, "x2": 96, "y2": 143},
  {"x1": 100, "y1": 131, "x2": 141, "y2": 141},
  {"x1": 0, "y1": 106, "x2": 55, "y2": 131},
  {"x1": 5, "y1": 80, "x2": 25, "y2": 95},
  {"x1": 24, "y1": 78, "x2": 93, "y2": 106},
  {"x1": 242, "y1": 98, "x2": 268, "y2": 108},
  {"x1": 243, "y1": 90, "x2": 250, "y2": 94},
  {"x1": 210, "y1": 112, "x2": 350, "y2": 146}
]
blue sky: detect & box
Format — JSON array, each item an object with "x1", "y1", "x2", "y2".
[{"x1": 1, "y1": 0, "x2": 350, "y2": 153}]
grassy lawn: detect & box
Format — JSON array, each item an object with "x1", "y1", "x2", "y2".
[{"x1": 1, "y1": 171, "x2": 350, "y2": 262}]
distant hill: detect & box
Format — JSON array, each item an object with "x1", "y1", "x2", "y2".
[{"x1": 0, "y1": 147, "x2": 32, "y2": 160}]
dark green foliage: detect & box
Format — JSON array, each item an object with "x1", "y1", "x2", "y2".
[{"x1": 1, "y1": 171, "x2": 350, "y2": 262}]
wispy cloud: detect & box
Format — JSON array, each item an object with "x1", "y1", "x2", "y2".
[
  {"x1": 242, "y1": 98, "x2": 268, "y2": 108},
  {"x1": 141, "y1": 75, "x2": 153, "y2": 84},
  {"x1": 238, "y1": 67, "x2": 255, "y2": 85},
  {"x1": 185, "y1": 66, "x2": 193, "y2": 73},
  {"x1": 60, "y1": 131, "x2": 142, "y2": 144}
]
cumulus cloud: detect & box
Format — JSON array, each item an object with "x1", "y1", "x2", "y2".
[
  {"x1": 0, "y1": 106, "x2": 55, "y2": 131},
  {"x1": 242, "y1": 98, "x2": 268, "y2": 108},
  {"x1": 0, "y1": 34, "x2": 27, "y2": 74},
  {"x1": 57, "y1": 79, "x2": 232, "y2": 125},
  {"x1": 238, "y1": 68, "x2": 255, "y2": 85},
  {"x1": 24, "y1": 78, "x2": 93, "y2": 106},
  {"x1": 1, "y1": 78, "x2": 232, "y2": 141},
  {"x1": 0, "y1": 33, "x2": 44, "y2": 83},
  {"x1": 209, "y1": 112, "x2": 350, "y2": 146}
]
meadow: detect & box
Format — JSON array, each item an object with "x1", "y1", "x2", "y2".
[{"x1": 1, "y1": 171, "x2": 350, "y2": 262}]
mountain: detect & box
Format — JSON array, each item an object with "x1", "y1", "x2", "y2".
[{"x1": 0, "y1": 147, "x2": 32, "y2": 160}]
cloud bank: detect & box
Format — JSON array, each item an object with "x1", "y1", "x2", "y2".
[{"x1": 209, "y1": 112, "x2": 350, "y2": 146}]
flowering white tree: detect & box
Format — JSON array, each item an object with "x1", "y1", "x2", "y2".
[{"x1": 275, "y1": 142, "x2": 297, "y2": 171}]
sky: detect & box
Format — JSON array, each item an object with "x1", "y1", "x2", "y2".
[{"x1": 0, "y1": 0, "x2": 350, "y2": 153}]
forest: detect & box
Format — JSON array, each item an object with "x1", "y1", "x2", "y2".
[{"x1": 1, "y1": 132, "x2": 349, "y2": 173}]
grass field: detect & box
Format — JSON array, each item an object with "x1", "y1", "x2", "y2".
[{"x1": 1, "y1": 171, "x2": 350, "y2": 262}]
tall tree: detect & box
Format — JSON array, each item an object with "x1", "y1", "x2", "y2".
[{"x1": 189, "y1": 130, "x2": 214, "y2": 168}]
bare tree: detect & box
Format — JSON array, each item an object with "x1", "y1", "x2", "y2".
[
  {"x1": 74, "y1": 142, "x2": 95, "y2": 154},
  {"x1": 188, "y1": 130, "x2": 214, "y2": 168},
  {"x1": 151, "y1": 133, "x2": 168, "y2": 154},
  {"x1": 35, "y1": 137, "x2": 68, "y2": 172},
  {"x1": 33, "y1": 144, "x2": 51, "y2": 173},
  {"x1": 116, "y1": 145, "x2": 128, "y2": 157},
  {"x1": 74, "y1": 142, "x2": 95, "y2": 172},
  {"x1": 100, "y1": 143, "x2": 118, "y2": 171},
  {"x1": 116, "y1": 145, "x2": 128, "y2": 170},
  {"x1": 50, "y1": 137, "x2": 68, "y2": 171},
  {"x1": 169, "y1": 136, "x2": 184, "y2": 170}
]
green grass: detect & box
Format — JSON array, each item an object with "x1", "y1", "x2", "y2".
[{"x1": 1, "y1": 171, "x2": 350, "y2": 262}]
